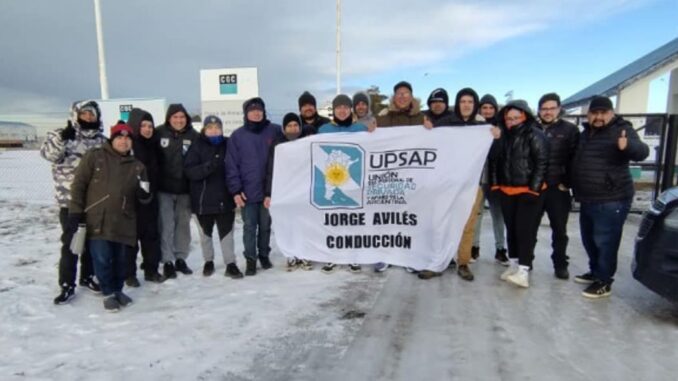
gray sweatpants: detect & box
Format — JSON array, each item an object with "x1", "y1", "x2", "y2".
[
  {"x1": 196, "y1": 213, "x2": 236, "y2": 265},
  {"x1": 158, "y1": 192, "x2": 192, "y2": 263}
]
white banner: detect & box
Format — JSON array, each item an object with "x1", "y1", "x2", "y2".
[{"x1": 269, "y1": 125, "x2": 493, "y2": 272}]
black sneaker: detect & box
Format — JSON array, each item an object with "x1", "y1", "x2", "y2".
[
  {"x1": 245, "y1": 259, "x2": 257, "y2": 276},
  {"x1": 79, "y1": 276, "x2": 102, "y2": 293},
  {"x1": 144, "y1": 271, "x2": 166, "y2": 283},
  {"x1": 53, "y1": 285, "x2": 75, "y2": 305},
  {"x1": 103, "y1": 295, "x2": 120, "y2": 312},
  {"x1": 259, "y1": 256, "x2": 273, "y2": 270},
  {"x1": 495, "y1": 249, "x2": 509, "y2": 266},
  {"x1": 163, "y1": 262, "x2": 177, "y2": 279},
  {"x1": 555, "y1": 268, "x2": 570, "y2": 280},
  {"x1": 574, "y1": 272, "x2": 596, "y2": 284},
  {"x1": 457, "y1": 265, "x2": 475, "y2": 281},
  {"x1": 448, "y1": 258, "x2": 457, "y2": 269},
  {"x1": 582, "y1": 281, "x2": 612, "y2": 299},
  {"x1": 225, "y1": 263, "x2": 244, "y2": 279},
  {"x1": 321, "y1": 263, "x2": 336, "y2": 273},
  {"x1": 125, "y1": 276, "x2": 141, "y2": 288},
  {"x1": 203, "y1": 261, "x2": 215, "y2": 277},
  {"x1": 471, "y1": 246, "x2": 480, "y2": 262},
  {"x1": 115, "y1": 291, "x2": 133, "y2": 307},
  {"x1": 348, "y1": 264, "x2": 362, "y2": 273},
  {"x1": 175, "y1": 259, "x2": 193, "y2": 275}
]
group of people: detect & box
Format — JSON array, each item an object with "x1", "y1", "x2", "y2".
[{"x1": 40, "y1": 81, "x2": 649, "y2": 311}]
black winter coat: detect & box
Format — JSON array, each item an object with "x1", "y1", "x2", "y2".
[
  {"x1": 572, "y1": 116, "x2": 649, "y2": 203},
  {"x1": 184, "y1": 135, "x2": 236, "y2": 215},
  {"x1": 155, "y1": 106, "x2": 199, "y2": 194},
  {"x1": 491, "y1": 120, "x2": 549, "y2": 192},
  {"x1": 540, "y1": 119, "x2": 580, "y2": 187}
]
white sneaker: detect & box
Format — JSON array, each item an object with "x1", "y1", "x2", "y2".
[
  {"x1": 500, "y1": 265, "x2": 518, "y2": 281},
  {"x1": 506, "y1": 268, "x2": 530, "y2": 288}
]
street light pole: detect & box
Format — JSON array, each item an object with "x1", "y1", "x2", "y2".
[
  {"x1": 336, "y1": 0, "x2": 341, "y2": 95},
  {"x1": 93, "y1": 0, "x2": 109, "y2": 100}
]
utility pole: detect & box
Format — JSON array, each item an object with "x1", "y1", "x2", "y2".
[{"x1": 336, "y1": 0, "x2": 341, "y2": 95}]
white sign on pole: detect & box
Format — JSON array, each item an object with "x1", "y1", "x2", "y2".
[
  {"x1": 200, "y1": 67, "x2": 259, "y2": 135},
  {"x1": 96, "y1": 98, "x2": 167, "y2": 137},
  {"x1": 269, "y1": 126, "x2": 494, "y2": 273}
]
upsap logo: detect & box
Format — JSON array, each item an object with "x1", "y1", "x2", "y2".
[
  {"x1": 119, "y1": 104, "x2": 133, "y2": 122},
  {"x1": 219, "y1": 74, "x2": 238, "y2": 94},
  {"x1": 368, "y1": 149, "x2": 437, "y2": 171},
  {"x1": 311, "y1": 143, "x2": 365, "y2": 210}
]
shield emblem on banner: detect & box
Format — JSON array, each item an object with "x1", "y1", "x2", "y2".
[
  {"x1": 160, "y1": 138, "x2": 170, "y2": 148},
  {"x1": 310, "y1": 143, "x2": 365, "y2": 210}
]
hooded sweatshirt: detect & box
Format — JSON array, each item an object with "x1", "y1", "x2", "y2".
[{"x1": 155, "y1": 104, "x2": 200, "y2": 194}]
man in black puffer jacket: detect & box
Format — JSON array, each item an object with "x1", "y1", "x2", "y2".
[
  {"x1": 126, "y1": 108, "x2": 165, "y2": 285},
  {"x1": 184, "y1": 115, "x2": 243, "y2": 279},
  {"x1": 572, "y1": 96, "x2": 649, "y2": 299},
  {"x1": 155, "y1": 104, "x2": 200, "y2": 278},
  {"x1": 537, "y1": 93, "x2": 580, "y2": 280},
  {"x1": 490, "y1": 100, "x2": 549, "y2": 289}
]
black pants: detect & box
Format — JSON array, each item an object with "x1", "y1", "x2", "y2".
[
  {"x1": 500, "y1": 192, "x2": 545, "y2": 267},
  {"x1": 128, "y1": 202, "x2": 161, "y2": 278},
  {"x1": 541, "y1": 187, "x2": 572, "y2": 270},
  {"x1": 197, "y1": 212, "x2": 235, "y2": 240},
  {"x1": 58, "y1": 207, "x2": 93, "y2": 287}
]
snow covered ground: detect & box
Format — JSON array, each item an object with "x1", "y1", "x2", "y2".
[{"x1": 1, "y1": 150, "x2": 677, "y2": 381}]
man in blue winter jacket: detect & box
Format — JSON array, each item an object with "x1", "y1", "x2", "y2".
[{"x1": 226, "y1": 98, "x2": 280, "y2": 276}]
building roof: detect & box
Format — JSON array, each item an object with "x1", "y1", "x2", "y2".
[{"x1": 562, "y1": 37, "x2": 678, "y2": 109}]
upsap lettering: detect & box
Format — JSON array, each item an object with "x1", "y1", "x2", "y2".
[
  {"x1": 372, "y1": 211, "x2": 417, "y2": 226},
  {"x1": 369, "y1": 149, "x2": 437, "y2": 170},
  {"x1": 324, "y1": 212, "x2": 366, "y2": 226},
  {"x1": 326, "y1": 234, "x2": 412, "y2": 249}
]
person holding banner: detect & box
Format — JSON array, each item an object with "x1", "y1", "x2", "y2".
[
  {"x1": 419, "y1": 88, "x2": 486, "y2": 281},
  {"x1": 69, "y1": 122, "x2": 152, "y2": 312},
  {"x1": 352, "y1": 91, "x2": 377, "y2": 132},
  {"x1": 184, "y1": 115, "x2": 244, "y2": 279},
  {"x1": 317, "y1": 94, "x2": 369, "y2": 274},
  {"x1": 226, "y1": 97, "x2": 279, "y2": 276},
  {"x1": 298, "y1": 91, "x2": 330, "y2": 136},
  {"x1": 376, "y1": 81, "x2": 425, "y2": 128},
  {"x1": 491, "y1": 100, "x2": 548, "y2": 288},
  {"x1": 264, "y1": 113, "x2": 310, "y2": 271},
  {"x1": 473, "y1": 94, "x2": 509, "y2": 266}
]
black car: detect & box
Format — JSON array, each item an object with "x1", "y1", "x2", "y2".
[{"x1": 633, "y1": 187, "x2": 678, "y2": 301}]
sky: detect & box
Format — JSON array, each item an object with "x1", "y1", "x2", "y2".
[{"x1": 1, "y1": 0, "x2": 677, "y2": 121}]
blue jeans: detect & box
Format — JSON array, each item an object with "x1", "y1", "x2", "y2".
[
  {"x1": 242, "y1": 203, "x2": 271, "y2": 260},
  {"x1": 579, "y1": 199, "x2": 631, "y2": 284},
  {"x1": 89, "y1": 240, "x2": 128, "y2": 296}
]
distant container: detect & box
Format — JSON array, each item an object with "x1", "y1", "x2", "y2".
[{"x1": 0, "y1": 121, "x2": 38, "y2": 145}]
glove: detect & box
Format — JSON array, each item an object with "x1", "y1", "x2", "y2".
[
  {"x1": 66, "y1": 213, "x2": 84, "y2": 236},
  {"x1": 60, "y1": 121, "x2": 76, "y2": 141},
  {"x1": 136, "y1": 175, "x2": 151, "y2": 198}
]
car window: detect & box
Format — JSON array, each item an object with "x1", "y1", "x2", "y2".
[{"x1": 664, "y1": 208, "x2": 678, "y2": 232}]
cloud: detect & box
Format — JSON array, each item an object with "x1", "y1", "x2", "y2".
[{"x1": 0, "y1": 0, "x2": 650, "y2": 115}]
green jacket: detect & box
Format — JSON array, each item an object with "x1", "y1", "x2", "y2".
[
  {"x1": 69, "y1": 142, "x2": 149, "y2": 246},
  {"x1": 376, "y1": 97, "x2": 425, "y2": 127}
]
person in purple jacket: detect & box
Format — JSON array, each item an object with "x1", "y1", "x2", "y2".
[{"x1": 226, "y1": 97, "x2": 280, "y2": 276}]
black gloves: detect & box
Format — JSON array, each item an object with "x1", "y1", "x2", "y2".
[{"x1": 60, "y1": 121, "x2": 76, "y2": 141}]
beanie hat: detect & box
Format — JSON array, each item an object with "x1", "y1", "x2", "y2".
[
  {"x1": 110, "y1": 121, "x2": 133, "y2": 140},
  {"x1": 298, "y1": 91, "x2": 317, "y2": 109},
  {"x1": 393, "y1": 81, "x2": 413, "y2": 94},
  {"x1": 427, "y1": 88, "x2": 449, "y2": 108},
  {"x1": 352, "y1": 92, "x2": 370, "y2": 108},
  {"x1": 202, "y1": 115, "x2": 223, "y2": 129},
  {"x1": 282, "y1": 112, "x2": 302, "y2": 128},
  {"x1": 538, "y1": 93, "x2": 561, "y2": 109},
  {"x1": 589, "y1": 96, "x2": 613, "y2": 112},
  {"x1": 332, "y1": 94, "x2": 352, "y2": 110},
  {"x1": 479, "y1": 94, "x2": 498, "y2": 110}
]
